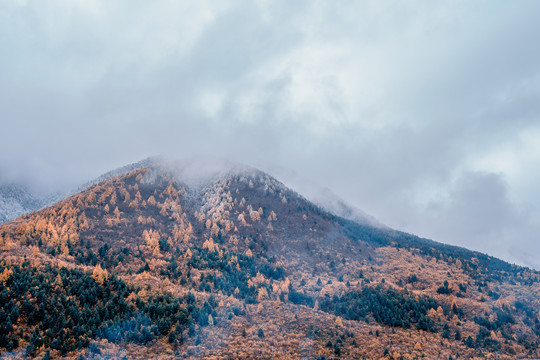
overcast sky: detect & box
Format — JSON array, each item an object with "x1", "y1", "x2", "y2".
[{"x1": 1, "y1": 0, "x2": 540, "y2": 269}]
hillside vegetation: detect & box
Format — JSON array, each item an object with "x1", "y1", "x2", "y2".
[{"x1": 0, "y1": 163, "x2": 538, "y2": 359}]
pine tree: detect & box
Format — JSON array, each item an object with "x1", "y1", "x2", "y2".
[{"x1": 42, "y1": 350, "x2": 51, "y2": 360}]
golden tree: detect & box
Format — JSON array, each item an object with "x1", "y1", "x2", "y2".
[{"x1": 92, "y1": 264, "x2": 109, "y2": 285}]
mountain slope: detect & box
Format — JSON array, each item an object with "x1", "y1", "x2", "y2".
[
  {"x1": 0, "y1": 157, "x2": 161, "y2": 226},
  {"x1": 0, "y1": 160, "x2": 538, "y2": 359},
  {"x1": 259, "y1": 165, "x2": 384, "y2": 228},
  {"x1": 0, "y1": 184, "x2": 49, "y2": 224}
]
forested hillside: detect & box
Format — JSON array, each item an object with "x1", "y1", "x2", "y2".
[{"x1": 0, "y1": 162, "x2": 538, "y2": 359}]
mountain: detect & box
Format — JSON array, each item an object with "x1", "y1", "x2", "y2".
[
  {"x1": 75, "y1": 157, "x2": 162, "y2": 194},
  {"x1": 0, "y1": 157, "x2": 381, "y2": 229},
  {"x1": 262, "y1": 165, "x2": 384, "y2": 228},
  {"x1": 0, "y1": 158, "x2": 163, "y2": 226},
  {"x1": 0, "y1": 159, "x2": 538, "y2": 359},
  {"x1": 0, "y1": 184, "x2": 49, "y2": 224}
]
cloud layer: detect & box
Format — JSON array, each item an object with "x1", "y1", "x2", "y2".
[{"x1": 1, "y1": 0, "x2": 540, "y2": 268}]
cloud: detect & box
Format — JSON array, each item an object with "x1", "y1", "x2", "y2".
[
  {"x1": 1, "y1": 0, "x2": 540, "y2": 268},
  {"x1": 402, "y1": 172, "x2": 540, "y2": 269}
]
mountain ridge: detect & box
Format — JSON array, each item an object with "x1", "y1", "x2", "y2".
[
  {"x1": 0, "y1": 183, "x2": 50, "y2": 224},
  {"x1": 0, "y1": 156, "x2": 382, "y2": 231},
  {"x1": 0, "y1": 159, "x2": 538, "y2": 359}
]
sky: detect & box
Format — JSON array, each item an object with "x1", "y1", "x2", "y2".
[{"x1": 1, "y1": 0, "x2": 540, "y2": 269}]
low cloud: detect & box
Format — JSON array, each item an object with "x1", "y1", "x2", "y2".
[{"x1": 396, "y1": 172, "x2": 540, "y2": 269}]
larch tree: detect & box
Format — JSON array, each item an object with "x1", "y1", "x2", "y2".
[
  {"x1": 237, "y1": 213, "x2": 247, "y2": 226},
  {"x1": 92, "y1": 264, "x2": 109, "y2": 285}
]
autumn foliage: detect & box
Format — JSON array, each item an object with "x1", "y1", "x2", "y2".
[{"x1": 0, "y1": 165, "x2": 538, "y2": 359}]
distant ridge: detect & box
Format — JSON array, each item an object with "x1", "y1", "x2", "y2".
[
  {"x1": 0, "y1": 157, "x2": 163, "y2": 224},
  {"x1": 0, "y1": 183, "x2": 44, "y2": 224},
  {"x1": 261, "y1": 165, "x2": 384, "y2": 228}
]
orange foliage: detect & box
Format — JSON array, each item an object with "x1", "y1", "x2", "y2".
[{"x1": 92, "y1": 264, "x2": 108, "y2": 285}]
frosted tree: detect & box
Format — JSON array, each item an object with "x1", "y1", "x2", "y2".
[
  {"x1": 237, "y1": 213, "x2": 247, "y2": 226},
  {"x1": 249, "y1": 210, "x2": 261, "y2": 222}
]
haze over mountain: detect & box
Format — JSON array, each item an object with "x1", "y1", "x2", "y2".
[{"x1": 0, "y1": 158, "x2": 538, "y2": 359}]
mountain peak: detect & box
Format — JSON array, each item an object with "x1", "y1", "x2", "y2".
[
  {"x1": 151, "y1": 156, "x2": 263, "y2": 189},
  {"x1": 0, "y1": 157, "x2": 538, "y2": 359}
]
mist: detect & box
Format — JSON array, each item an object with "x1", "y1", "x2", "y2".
[{"x1": 1, "y1": 1, "x2": 540, "y2": 269}]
